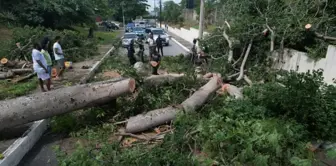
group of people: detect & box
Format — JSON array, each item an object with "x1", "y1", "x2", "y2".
[
  {"x1": 32, "y1": 36, "x2": 65, "y2": 92},
  {"x1": 127, "y1": 32, "x2": 165, "y2": 75}
]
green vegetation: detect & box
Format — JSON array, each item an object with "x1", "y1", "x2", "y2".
[
  {"x1": 0, "y1": 79, "x2": 37, "y2": 100},
  {"x1": 0, "y1": 26, "x2": 98, "y2": 62},
  {"x1": 201, "y1": 0, "x2": 336, "y2": 60},
  {"x1": 73, "y1": 26, "x2": 118, "y2": 45},
  {"x1": 51, "y1": 51, "x2": 336, "y2": 165}
]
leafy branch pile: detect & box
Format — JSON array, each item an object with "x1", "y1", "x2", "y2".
[
  {"x1": 200, "y1": 0, "x2": 336, "y2": 77},
  {"x1": 52, "y1": 52, "x2": 336, "y2": 165}
]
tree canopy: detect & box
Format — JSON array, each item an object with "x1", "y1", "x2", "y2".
[
  {"x1": 201, "y1": 0, "x2": 336, "y2": 62},
  {"x1": 162, "y1": 1, "x2": 184, "y2": 24},
  {"x1": 0, "y1": 0, "x2": 149, "y2": 28}
]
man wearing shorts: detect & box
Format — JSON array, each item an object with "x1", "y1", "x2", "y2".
[{"x1": 53, "y1": 36, "x2": 65, "y2": 79}]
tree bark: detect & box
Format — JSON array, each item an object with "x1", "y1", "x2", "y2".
[
  {"x1": 223, "y1": 30, "x2": 233, "y2": 62},
  {"x1": 0, "y1": 78, "x2": 136, "y2": 131},
  {"x1": 0, "y1": 71, "x2": 14, "y2": 79},
  {"x1": 144, "y1": 73, "x2": 185, "y2": 86},
  {"x1": 125, "y1": 76, "x2": 221, "y2": 133},
  {"x1": 1, "y1": 58, "x2": 15, "y2": 67},
  {"x1": 12, "y1": 72, "x2": 36, "y2": 83},
  {"x1": 243, "y1": 75, "x2": 253, "y2": 86},
  {"x1": 11, "y1": 68, "x2": 33, "y2": 75},
  {"x1": 237, "y1": 40, "x2": 253, "y2": 81}
]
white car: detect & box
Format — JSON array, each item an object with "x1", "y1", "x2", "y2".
[
  {"x1": 121, "y1": 33, "x2": 138, "y2": 48},
  {"x1": 135, "y1": 21, "x2": 146, "y2": 28},
  {"x1": 149, "y1": 28, "x2": 171, "y2": 46}
]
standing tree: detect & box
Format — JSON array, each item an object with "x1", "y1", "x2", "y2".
[{"x1": 162, "y1": 1, "x2": 184, "y2": 24}]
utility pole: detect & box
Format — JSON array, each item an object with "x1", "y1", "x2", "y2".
[
  {"x1": 159, "y1": 0, "x2": 162, "y2": 28},
  {"x1": 154, "y1": 0, "x2": 156, "y2": 24},
  {"x1": 198, "y1": 0, "x2": 205, "y2": 39},
  {"x1": 121, "y1": 1, "x2": 125, "y2": 30}
]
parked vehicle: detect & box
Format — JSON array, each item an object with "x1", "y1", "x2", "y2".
[
  {"x1": 121, "y1": 33, "x2": 138, "y2": 48},
  {"x1": 110, "y1": 22, "x2": 119, "y2": 29},
  {"x1": 148, "y1": 28, "x2": 170, "y2": 46},
  {"x1": 125, "y1": 23, "x2": 135, "y2": 32},
  {"x1": 111, "y1": 21, "x2": 121, "y2": 28},
  {"x1": 132, "y1": 27, "x2": 146, "y2": 39},
  {"x1": 135, "y1": 21, "x2": 146, "y2": 28},
  {"x1": 145, "y1": 28, "x2": 151, "y2": 34},
  {"x1": 101, "y1": 21, "x2": 114, "y2": 31}
]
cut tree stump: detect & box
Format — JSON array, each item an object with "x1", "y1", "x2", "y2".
[
  {"x1": 0, "y1": 78, "x2": 136, "y2": 131},
  {"x1": 125, "y1": 76, "x2": 222, "y2": 133},
  {"x1": 0, "y1": 58, "x2": 15, "y2": 67}
]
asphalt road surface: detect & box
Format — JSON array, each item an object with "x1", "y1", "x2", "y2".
[{"x1": 121, "y1": 39, "x2": 189, "y2": 57}]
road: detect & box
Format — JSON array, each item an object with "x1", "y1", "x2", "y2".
[{"x1": 120, "y1": 38, "x2": 189, "y2": 56}]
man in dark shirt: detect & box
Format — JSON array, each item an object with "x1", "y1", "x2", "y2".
[
  {"x1": 136, "y1": 38, "x2": 145, "y2": 62},
  {"x1": 150, "y1": 50, "x2": 161, "y2": 75},
  {"x1": 127, "y1": 39, "x2": 136, "y2": 65},
  {"x1": 156, "y1": 35, "x2": 164, "y2": 56}
]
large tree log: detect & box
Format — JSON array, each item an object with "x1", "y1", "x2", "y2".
[
  {"x1": 0, "y1": 71, "x2": 14, "y2": 79},
  {"x1": 0, "y1": 78, "x2": 135, "y2": 131},
  {"x1": 11, "y1": 68, "x2": 33, "y2": 74},
  {"x1": 144, "y1": 73, "x2": 185, "y2": 86},
  {"x1": 125, "y1": 76, "x2": 221, "y2": 133},
  {"x1": 12, "y1": 72, "x2": 36, "y2": 83}
]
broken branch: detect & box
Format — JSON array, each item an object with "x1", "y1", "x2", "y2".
[{"x1": 237, "y1": 40, "x2": 253, "y2": 81}]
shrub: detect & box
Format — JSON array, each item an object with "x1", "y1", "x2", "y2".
[{"x1": 244, "y1": 70, "x2": 336, "y2": 140}]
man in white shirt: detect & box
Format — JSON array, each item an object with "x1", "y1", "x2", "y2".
[
  {"x1": 32, "y1": 43, "x2": 51, "y2": 92},
  {"x1": 147, "y1": 33, "x2": 156, "y2": 59},
  {"x1": 53, "y1": 36, "x2": 65, "y2": 79}
]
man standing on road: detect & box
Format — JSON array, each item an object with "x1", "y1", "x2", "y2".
[
  {"x1": 136, "y1": 38, "x2": 145, "y2": 62},
  {"x1": 156, "y1": 35, "x2": 164, "y2": 56},
  {"x1": 32, "y1": 43, "x2": 51, "y2": 92},
  {"x1": 127, "y1": 39, "x2": 136, "y2": 65},
  {"x1": 147, "y1": 32, "x2": 156, "y2": 60},
  {"x1": 53, "y1": 36, "x2": 65, "y2": 80}
]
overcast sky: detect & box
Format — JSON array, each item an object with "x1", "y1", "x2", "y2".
[{"x1": 147, "y1": 0, "x2": 182, "y2": 11}]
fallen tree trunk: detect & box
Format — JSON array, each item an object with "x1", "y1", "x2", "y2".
[
  {"x1": 11, "y1": 68, "x2": 33, "y2": 74},
  {"x1": 12, "y1": 72, "x2": 36, "y2": 83},
  {"x1": 0, "y1": 71, "x2": 14, "y2": 79},
  {"x1": 144, "y1": 73, "x2": 185, "y2": 86},
  {"x1": 0, "y1": 78, "x2": 135, "y2": 131},
  {"x1": 125, "y1": 76, "x2": 221, "y2": 133}
]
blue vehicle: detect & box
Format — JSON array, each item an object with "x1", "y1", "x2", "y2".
[
  {"x1": 132, "y1": 27, "x2": 146, "y2": 39},
  {"x1": 125, "y1": 23, "x2": 135, "y2": 32}
]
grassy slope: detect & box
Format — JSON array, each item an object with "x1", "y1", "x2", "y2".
[
  {"x1": 0, "y1": 79, "x2": 38, "y2": 100},
  {"x1": 73, "y1": 26, "x2": 117, "y2": 45}
]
